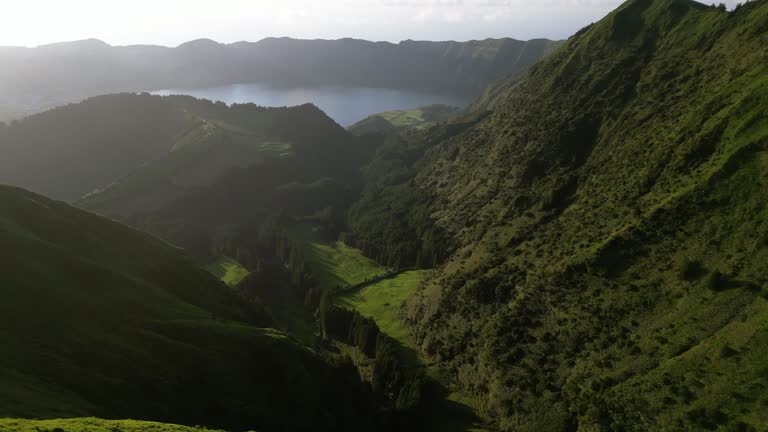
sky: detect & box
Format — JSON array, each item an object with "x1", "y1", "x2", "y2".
[{"x1": 0, "y1": 0, "x2": 743, "y2": 47}]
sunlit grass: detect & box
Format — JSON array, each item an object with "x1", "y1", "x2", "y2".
[
  {"x1": 336, "y1": 270, "x2": 428, "y2": 348},
  {"x1": 305, "y1": 240, "x2": 386, "y2": 293},
  {"x1": 205, "y1": 255, "x2": 250, "y2": 286}
]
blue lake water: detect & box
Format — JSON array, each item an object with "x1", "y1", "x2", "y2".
[{"x1": 151, "y1": 83, "x2": 470, "y2": 126}]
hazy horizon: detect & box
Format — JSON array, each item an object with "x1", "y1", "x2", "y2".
[{"x1": 0, "y1": 0, "x2": 743, "y2": 48}]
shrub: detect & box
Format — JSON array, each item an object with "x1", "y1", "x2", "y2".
[
  {"x1": 678, "y1": 258, "x2": 705, "y2": 281},
  {"x1": 720, "y1": 345, "x2": 739, "y2": 358}
]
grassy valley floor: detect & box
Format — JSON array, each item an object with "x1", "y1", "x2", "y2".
[
  {"x1": 336, "y1": 270, "x2": 428, "y2": 347},
  {"x1": 298, "y1": 236, "x2": 489, "y2": 431},
  {"x1": 307, "y1": 241, "x2": 386, "y2": 292},
  {"x1": 205, "y1": 256, "x2": 251, "y2": 287}
]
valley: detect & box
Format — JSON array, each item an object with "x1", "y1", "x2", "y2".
[{"x1": 0, "y1": 0, "x2": 766, "y2": 431}]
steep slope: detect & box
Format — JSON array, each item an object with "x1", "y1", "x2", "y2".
[
  {"x1": 0, "y1": 93, "x2": 192, "y2": 201},
  {"x1": 0, "y1": 93, "x2": 366, "y2": 206},
  {"x1": 77, "y1": 100, "x2": 359, "y2": 216},
  {"x1": 75, "y1": 97, "x2": 375, "y2": 265},
  {"x1": 351, "y1": 0, "x2": 768, "y2": 430},
  {"x1": 0, "y1": 185, "x2": 375, "y2": 431},
  {"x1": 0, "y1": 37, "x2": 562, "y2": 120}
]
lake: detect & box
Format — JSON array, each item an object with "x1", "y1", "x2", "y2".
[{"x1": 150, "y1": 84, "x2": 470, "y2": 126}]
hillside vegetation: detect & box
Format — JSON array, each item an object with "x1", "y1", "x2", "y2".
[
  {"x1": 76, "y1": 98, "x2": 355, "y2": 217},
  {"x1": 0, "y1": 93, "x2": 359, "y2": 204},
  {"x1": 0, "y1": 185, "x2": 376, "y2": 432},
  {"x1": 0, "y1": 94, "x2": 191, "y2": 201},
  {"x1": 70, "y1": 95, "x2": 375, "y2": 266},
  {"x1": 1, "y1": 1, "x2": 766, "y2": 431},
  {"x1": 348, "y1": 104, "x2": 462, "y2": 136},
  {"x1": 349, "y1": 0, "x2": 768, "y2": 430}
]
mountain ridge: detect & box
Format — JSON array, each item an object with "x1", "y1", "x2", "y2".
[
  {"x1": 347, "y1": 0, "x2": 768, "y2": 430},
  {"x1": 0, "y1": 36, "x2": 562, "y2": 122},
  {"x1": 2, "y1": 36, "x2": 556, "y2": 50}
]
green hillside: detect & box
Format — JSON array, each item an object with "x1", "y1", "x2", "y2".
[
  {"x1": 348, "y1": 104, "x2": 462, "y2": 136},
  {"x1": 205, "y1": 255, "x2": 250, "y2": 286},
  {"x1": 0, "y1": 94, "x2": 192, "y2": 201},
  {"x1": 305, "y1": 240, "x2": 386, "y2": 293},
  {"x1": 348, "y1": 0, "x2": 768, "y2": 430},
  {"x1": 79, "y1": 116, "x2": 292, "y2": 216},
  {"x1": 0, "y1": 185, "x2": 375, "y2": 431},
  {"x1": 71, "y1": 95, "x2": 377, "y2": 268},
  {"x1": 2, "y1": 1, "x2": 767, "y2": 431},
  {"x1": 76, "y1": 100, "x2": 341, "y2": 218}
]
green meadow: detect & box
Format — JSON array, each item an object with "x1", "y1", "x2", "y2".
[
  {"x1": 336, "y1": 270, "x2": 428, "y2": 348},
  {"x1": 205, "y1": 255, "x2": 250, "y2": 286},
  {"x1": 300, "y1": 237, "x2": 386, "y2": 293}
]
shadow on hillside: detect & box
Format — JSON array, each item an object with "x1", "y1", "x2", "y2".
[
  {"x1": 308, "y1": 250, "x2": 348, "y2": 288},
  {"x1": 419, "y1": 381, "x2": 487, "y2": 432}
]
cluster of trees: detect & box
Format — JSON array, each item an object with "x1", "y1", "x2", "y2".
[{"x1": 324, "y1": 305, "x2": 428, "y2": 413}]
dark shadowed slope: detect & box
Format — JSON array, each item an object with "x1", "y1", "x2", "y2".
[
  {"x1": 0, "y1": 94, "x2": 366, "y2": 204},
  {"x1": 0, "y1": 185, "x2": 376, "y2": 432},
  {"x1": 71, "y1": 96, "x2": 376, "y2": 267},
  {"x1": 0, "y1": 94, "x2": 191, "y2": 201},
  {"x1": 348, "y1": 0, "x2": 768, "y2": 430}
]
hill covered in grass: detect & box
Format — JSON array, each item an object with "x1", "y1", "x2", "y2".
[
  {"x1": 0, "y1": 93, "x2": 363, "y2": 204},
  {"x1": 0, "y1": 92, "x2": 378, "y2": 283},
  {"x1": 0, "y1": 94, "x2": 192, "y2": 201},
  {"x1": 75, "y1": 96, "x2": 365, "y2": 219},
  {"x1": 348, "y1": 104, "x2": 462, "y2": 136},
  {"x1": 0, "y1": 185, "x2": 377, "y2": 431},
  {"x1": 348, "y1": 0, "x2": 768, "y2": 430}
]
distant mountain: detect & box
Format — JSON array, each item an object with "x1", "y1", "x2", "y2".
[
  {"x1": 0, "y1": 37, "x2": 562, "y2": 121},
  {"x1": 0, "y1": 185, "x2": 375, "y2": 431},
  {"x1": 347, "y1": 0, "x2": 768, "y2": 430}
]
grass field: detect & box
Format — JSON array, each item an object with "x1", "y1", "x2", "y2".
[
  {"x1": 335, "y1": 270, "x2": 428, "y2": 348},
  {"x1": 378, "y1": 108, "x2": 428, "y2": 129},
  {"x1": 348, "y1": 104, "x2": 462, "y2": 135},
  {"x1": 0, "y1": 418, "x2": 224, "y2": 432},
  {"x1": 305, "y1": 240, "x2": 386, "y2": 293},
  {"x1": 205, "y1": 255, "x2": 250, "y2": 286}
]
